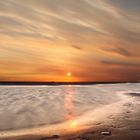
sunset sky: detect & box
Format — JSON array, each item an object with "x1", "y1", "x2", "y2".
[{"x1": 0, "y1": 0, "x2": 140, "y2": 82}]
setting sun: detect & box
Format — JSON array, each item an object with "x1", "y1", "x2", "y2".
[
  {"x1": 70, "y1": 121, "x2": 77, "y2": 128},
  {"x1": 67, "y1": 72, "x2": 71, "y2": 77}
]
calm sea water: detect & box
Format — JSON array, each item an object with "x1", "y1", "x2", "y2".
[{"x1": 0, "y1": 83, "x2": 139, "y2": 130}]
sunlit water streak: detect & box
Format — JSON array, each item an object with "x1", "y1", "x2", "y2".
[
  {"x1": 65, "y1": 85, "x2": 79, "y2": 129},
  {"x1": 65, "y1": 85, "x2": 74, "y2": 120}
]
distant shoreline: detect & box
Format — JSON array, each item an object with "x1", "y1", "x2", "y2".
[{"x1": 0, "y1": 81, "x2": 138, "y2": 86}]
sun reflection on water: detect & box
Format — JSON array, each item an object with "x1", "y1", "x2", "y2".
[
  {"x1": 65, "y1": 85, "x2": 78, "y2": 129},
  {"x1": 65, "y1": 85, "x2": 74, "y2": 120}
]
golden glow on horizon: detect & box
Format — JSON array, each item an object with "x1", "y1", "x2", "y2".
[{"x1": 67, "y1": 72, "x2": 71, "y2": 77}]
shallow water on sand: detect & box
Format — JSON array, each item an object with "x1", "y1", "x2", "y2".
[{"x1": 0, "y1": 83, "x2": 139, "y2": 131}]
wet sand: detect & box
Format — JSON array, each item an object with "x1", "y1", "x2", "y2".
[{"x1": 0, "y1": 92, "x2": 140, "y2": 140}]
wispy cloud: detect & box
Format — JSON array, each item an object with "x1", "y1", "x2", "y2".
[{"x1": 0, "y1": 0, "x2": 140, "y2": 81}]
